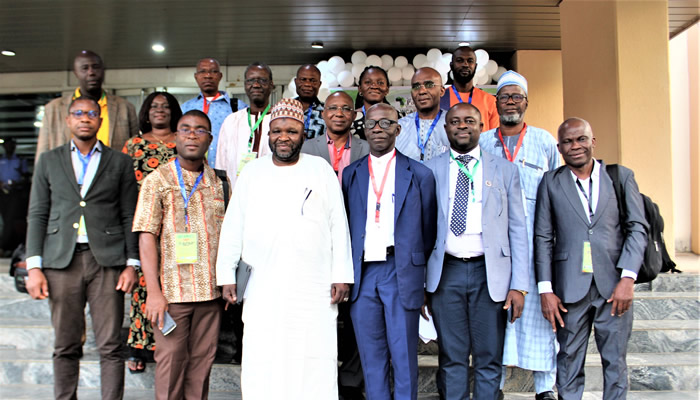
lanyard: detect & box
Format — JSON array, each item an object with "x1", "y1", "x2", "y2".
[
  {"x1": 202, "y1": 92, "x2": 221, "y2": 114},
  {"x1": 247, "y1": 103, "x2": 271, "y2": 152},
  {"x1": 304, "y1": 106, "x2": 313, "y2": 133},
  {"x1": 450, "y1": 151, "x2": 481, "y2": 198},
  {"x1": 497, "y1": 123, "x2": 527, "y2": 163},
  {"x1": 414, "y1": 110, "x2": 442, "y2": 162},
  {"x1": 331, "y1": 138, "x2": 349, "y2": 172},
  {"x1": 451, "y1": 85, "x2": 473, "y2": 104},
  {"x1": 576, "y1": 178, "x2": 594, "y2": 219},
  {"x1": 368, "y1": 150, "x2": 396, "y2": 223},
  {"x1": 175, "y1": 158, "x2": 204, "y2": 227},
  {"x1": 76, "y1": 146, "x2": 98, "y2": 187}
]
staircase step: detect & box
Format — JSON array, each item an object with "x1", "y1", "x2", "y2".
[
  {"x1": 633, "y1": 291, "x2": 700, "y2": 320},
  {"x1": 587, "y1": 319, "x2": 699, "y2": 354},
  {"x1": 416, "y1": 352, "x2": 699, "y2": 393},
  {"x1": 637, "y1": 272, "x2": 699, "y2": 293}
]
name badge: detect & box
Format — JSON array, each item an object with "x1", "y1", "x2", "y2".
[
  {"x1": 237, "y1": 152, "x2": 257, "y2": 176},
  {"x1": 582, "y1": 241, "x2": 593, "y2": 273},
  {"x1": 175, "y1": 232, "x2": 198, "y2": 264}
]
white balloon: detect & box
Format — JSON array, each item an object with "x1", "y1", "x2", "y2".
[
  {"x1": 320, "y1": 78, "x2": 330, "y2": 89},
  {"x1": 441, "y1": 53, "x2": 452, "y2": 64},
  {"x1": 318, "y1": 87, "x2": 331, "y2": 102},
  {"x1": 288, "y1": 79, "x2": 296, "y2": 95},
  {"x1": 351, "y1": 51, "x2": 368, "y2": 65},
  {"x1": 412, "y1": 54, "x2": 428, "y2": 69},
  {"x1": 345, "y1": 63, "x2": 353, "y2": 72},
  {"x1": 435, "y1": 60, "x2": 450, "y2": 74},
  {"x1": 475, "y1": 67, "x2": 487, "y2": 79},
  {"x1": 317, "y1": 60, "x2": 330, "y2": 73},
  {"x1": 380, "y1": 54, "x2": 394, "y2": 70},
  {"x1": 439, "y1": 69, "x2": 448, "y2": 86},
  {"x1": 394, "y1": 56, "x2": 408, "y2": 68},
  {"x1": 365, "y1": 54, "x2": 382, "y2": 67},
  {"x1": 426, "y1": 48, "x2": 443, "y2": 62},
  {"x1": 338, "y1": 70, "x2": 354, "y2": 87},
  {"x1": 401, "y1": 65, "x2": 415, "y2": 80},
  {"x1": 388, "y1": 67, "x2": 402, "y2": 83},
  {"x1": 351, "y1": 64, "x2": 365, "y2": 80},
  {"x1": 477, "y1": 73, "x2": 490, "y2": 86},
  {"x1": 328, "y1": 56, "x2": 345, "y2": 74},
  {"x1": 485, "y1": 60, "x2": 498, "y2": 76},
  {"x1": 474, "y1": 49, "x2": 489, "y2": 70},
  {"x1": 492, "y1": 66, "x2": 507, "y2": 82},
  {"x1": 326, "y1": 74, "x2": 339, "y2": 87}
]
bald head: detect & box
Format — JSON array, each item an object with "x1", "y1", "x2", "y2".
[
  {"x1": 557, "y1": 117, "x2": 596, "y2": 170},
  {"x1": 411, "y1": 67, "x2": 445, "y2": 115},
  {"x1": 557, "y1": 117, "x2": 593, "y2": 139},
  {"x1": 73, "y1": 50, "x2": 104, "y2": 98},
  {"x1": 295, "y1": 64, "x2": 322, "y2": 101},
  {"x1": 451, "y1": 46, "x2": 477, "y2": 86},
  {"x1": 322, "y1": 91, "x2": 356, "y2": 136},
  {"x1": 366, "y1": 103, "x2": 399, "y2": 121}
]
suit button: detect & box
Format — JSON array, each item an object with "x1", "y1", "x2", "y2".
[
  {"x1": 79, "y1": 201, "x2": 86, "y2": 207},
  {"x1": 73, "y1": 223, "x2": 80, "y2": 229},
  {"x1": 588, "y1": 229, "x2": 593, "y2": 234}
]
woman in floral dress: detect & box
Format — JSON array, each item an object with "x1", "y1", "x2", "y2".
[{"x1": 122, "y1": 91, "x2": 182, "y2": 373}]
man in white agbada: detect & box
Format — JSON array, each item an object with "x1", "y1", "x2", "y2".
[{"x1": 216, "y1": 98, "x2": 354, "y2": 399}]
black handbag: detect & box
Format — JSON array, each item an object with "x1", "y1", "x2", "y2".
[{"x1": 8, "y1": 243, "x2": 28, "y2": 294}]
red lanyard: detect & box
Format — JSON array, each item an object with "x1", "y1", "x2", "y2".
[
  {"x1": 368, "y1": 151, "x2": 396, "y2": 223},
  {"x1": 331, "y1": 143, "x2": 348, "y2": 172},
  {"x1": 497, "y1": 123, "x2": 527, "y2": 162},
  {"x1": 202, "y1": 92, "x2": 221, "y2": 114}
]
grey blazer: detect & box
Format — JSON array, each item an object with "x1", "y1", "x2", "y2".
[
  {"x1": 301, "y1": 133, "x2": 370, "y2": 166},
  {"x1": 534, "y1": 162, "x2": 647, "y2": 303},
  {"x1": 425, "y1": 150, "x2": 530, "y2": 302},
  {"x1": 26, "y1": 143, "x2": 139, "y2": 269}
]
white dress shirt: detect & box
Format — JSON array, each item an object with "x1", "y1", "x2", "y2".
[
  {"x1": 363, "y1": 150, "x2": 396, "y2": 261},
  {"x1": 445, "y1": 146, "x2": 484, "y2": 258},
  {"x1": 538, "y1": 160, "x2": 637, "y2": 294}
]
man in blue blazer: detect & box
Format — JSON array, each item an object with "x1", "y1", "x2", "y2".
[
  {"x1": 342, "y1": 103, "x2": 437, "y2": 400},
  {"x1": 424, "y1": 102, "x2": 529, "y2": 399}
]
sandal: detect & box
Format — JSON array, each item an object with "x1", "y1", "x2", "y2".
[{"x1": 127, "y1": 356, "x2": 146, "y2": 374}]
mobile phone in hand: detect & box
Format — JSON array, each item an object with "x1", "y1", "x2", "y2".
[{"x1": 161, "y1": 311, "x2": 176, "y2": 336}]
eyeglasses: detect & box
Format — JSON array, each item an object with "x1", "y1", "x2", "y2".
[
  {"x1": 448, "y1": 118, "x2": 479, "y2": 126},
  {"x1": 325, "y1": 105, "x2": 353, "y2": 114},
  {"x1": 177, "y1": 128, "x2": 211, "y2": 137},
  {"x1": 497, "y1": 94, "x2": 527, "y2": 104},
  {"x1": 411, "y1": 81, "x2": 437, "y2": 91},
  {"x1": 69, "y1": 110, "x2": 100, "y2": 119},
  {"x1": 245, "y1": 77, "x2": 270, "y2": 86},
  {"x1": 365, "y1": 118, "x2": 398, "y2": 130}
]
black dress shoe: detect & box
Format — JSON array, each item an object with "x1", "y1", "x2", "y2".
[
  {"x1": 535, "y1": 391, "x2": 557, "y2": 400},
  {"x1": 497, "y1": 389, "x2": 504, "y2": 400}
]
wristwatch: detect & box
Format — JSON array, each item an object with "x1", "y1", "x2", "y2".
[
  {"x1": 516, "y1": 290, "x2": 528, "y2": 297},
  {"x1": 128, "y1": 264, "x2": 141, "y2": 273}
]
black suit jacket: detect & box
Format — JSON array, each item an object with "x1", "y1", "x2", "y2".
[{"x1": 26, "y1": 142, "x2": 139, "y2": 269}]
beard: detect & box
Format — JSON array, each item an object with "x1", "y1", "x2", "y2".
[
  {"x1": 453, "y1": 68, "x2": 475, "y2": 84},
  {"x1": 500, "y1": 112, "x2": 524, "y2": 126},
  {"x1": 271, "y1": 139, "x2": 302, "y2": 162}
]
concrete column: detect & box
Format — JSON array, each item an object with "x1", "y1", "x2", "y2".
[
  {"x1": 513, "y1": 50, "x2": 564, "y2": 136},
  {"x1": 560, "y1": 0, "x2": 675, "y2": 252}
]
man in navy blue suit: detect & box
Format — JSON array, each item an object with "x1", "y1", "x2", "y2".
[{"x1": 342, "y1": 103, "x2": 437, "y2": 400}]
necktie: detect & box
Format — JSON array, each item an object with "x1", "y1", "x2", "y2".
[{"x1": 450, "y1": 154, "x2": 474, "y2": 236}]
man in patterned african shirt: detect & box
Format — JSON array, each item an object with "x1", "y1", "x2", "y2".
[{"x1": 133, "y1": 110, "x2": 228, "y2": 400}]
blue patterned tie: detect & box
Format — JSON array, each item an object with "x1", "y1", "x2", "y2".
[{"x1": 450, "y1": 154, "x2": 474, "y2": 236}]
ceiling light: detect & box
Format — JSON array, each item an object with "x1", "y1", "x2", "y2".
[
  {"x1": 152, "y1": 44, "x2": 165, "y2": 53},
  {"x1": 1, "y1": 50, "x2": 16, "y2": 56},
  {"x1": 311, "y1": 41, "x2": 324, "y2": 49},
  {"x1": 459, "y1": 42, "x2": 470, "y2": 47}
]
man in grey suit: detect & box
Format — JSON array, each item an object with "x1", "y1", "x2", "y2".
[
  {"x1": 534, "y1": 117, "x2": 647, "y2": 400},
  {"x1": 26, "y1": 97, "x2": 139, "y2": 400},
  {"x1": 424, "y1": 102, "x2": 529, "y2": 399},
  {"x1": 302, "y1": 90, "x2": 369, "y2": 399},
  {"x1": 302, "y1": 91, "x2": 370, "y2": 182}
]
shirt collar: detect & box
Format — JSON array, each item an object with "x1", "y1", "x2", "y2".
[
  {"x1": 369, "y1": 149, "x2": 396, "y2": 165},
  {"x1": 569, "y1": 158, "x2": 599, "y2": 182},
  {"x1": 294, "y1": 96, "x2": 322, "y2": 107},
  {"x1": 450, "y1": 145, "x2": 481, "y2": 162},
  {"x1": 73, "y1": 88, "x2": 106, "y2": 104},
  {"x1": 71, "y1": 139, "x2": 102, "y2": 154},
  {"x1": 198, "y1": 91, "x2": 229, "y2": 101},
  {"x1": 326, "y1": 133, "x2": 352, "y2": 149}
]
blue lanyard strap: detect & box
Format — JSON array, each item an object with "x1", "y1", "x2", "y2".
[
  {"x1": 414, "y1": 110, "x2": 442, "y2": 162},
  {"x1": 76, "y1": 146, "x2": 98, "y2": 186},
  {"x1": 175, "y1": 158, "x2": 204, "y2": 227},
  {"x1": 451, "y1": 85, "x2": 473, "y2": 104}
]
